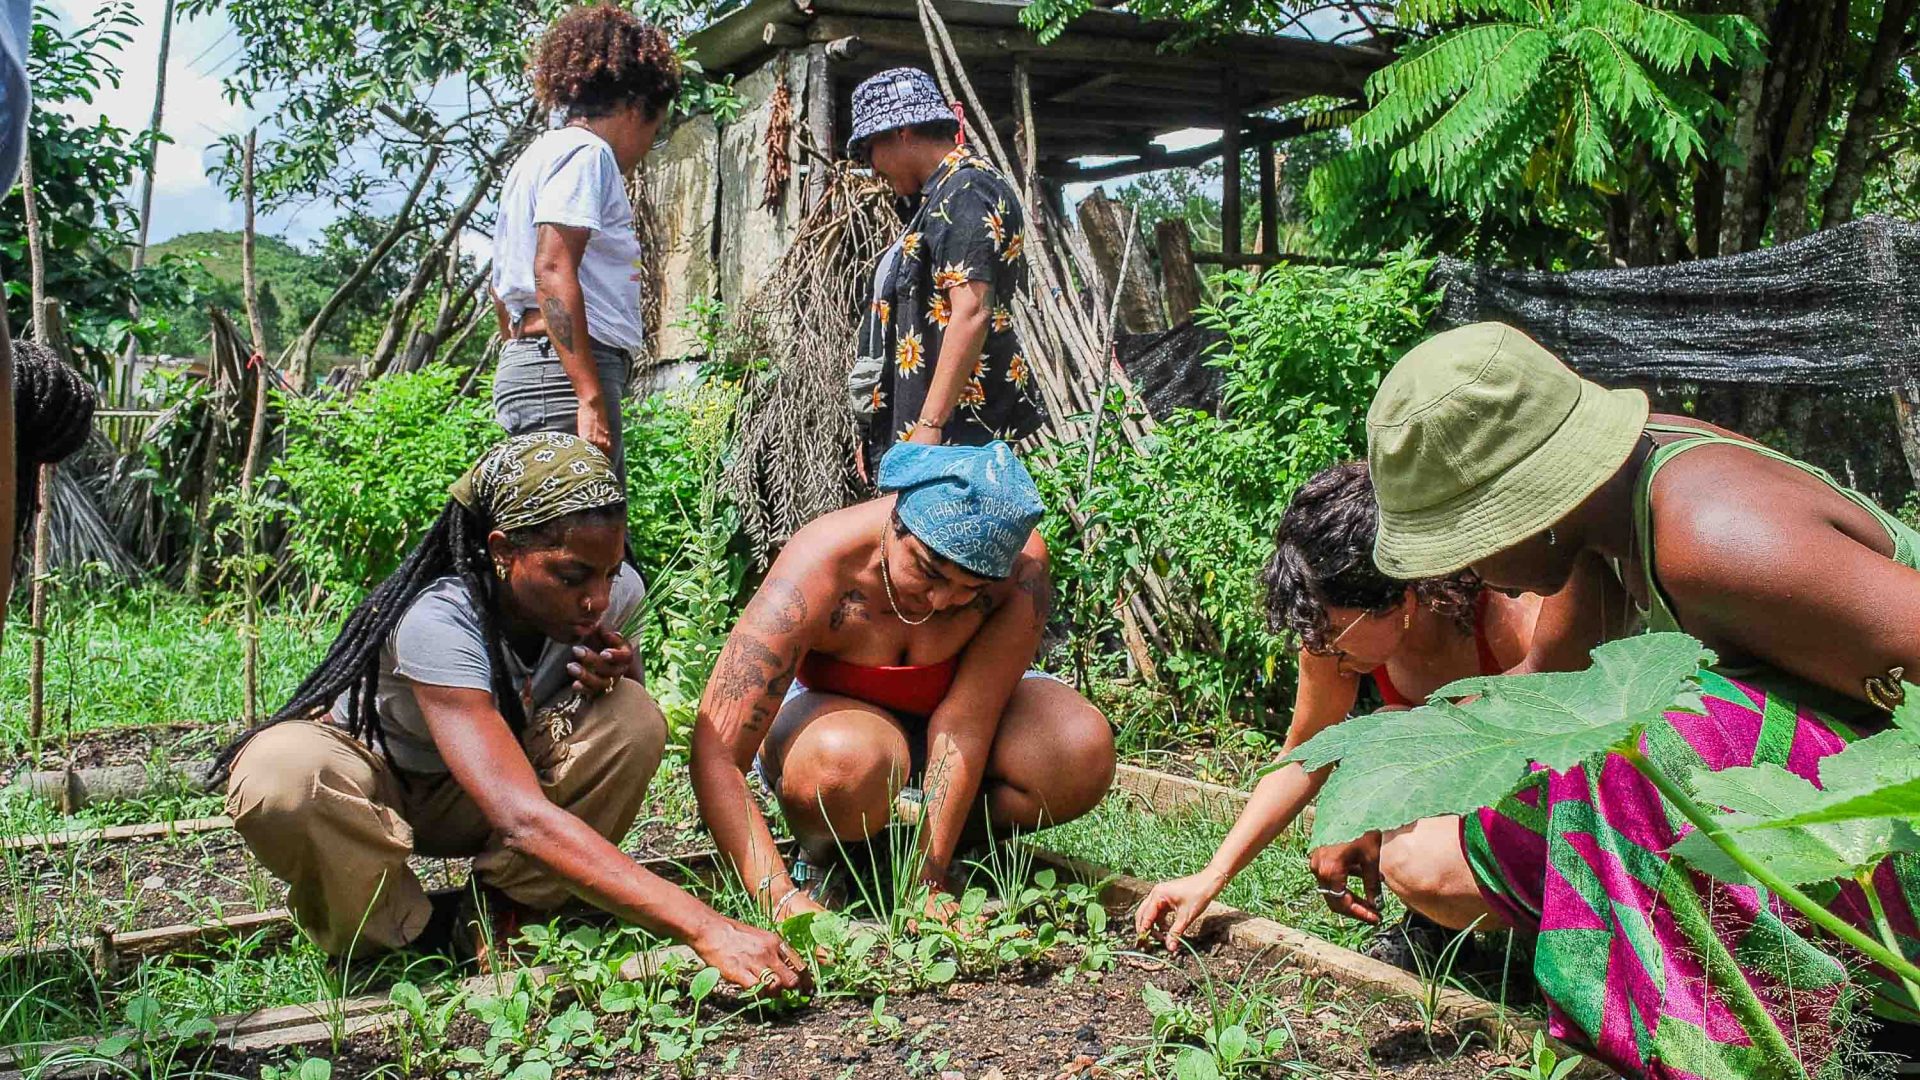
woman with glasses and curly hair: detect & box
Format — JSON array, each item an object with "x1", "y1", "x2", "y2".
[{"x1": 1135, "y1": 461, "x2": 1598, "y2": 966}]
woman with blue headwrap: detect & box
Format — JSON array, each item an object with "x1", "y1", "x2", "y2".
[{"x1": 691, "y1": 442, "x2": 1115, "y2": 920}]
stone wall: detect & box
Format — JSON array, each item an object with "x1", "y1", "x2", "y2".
[{"x1": 645, "y1": 50, "x2": 815, "y2": 363}]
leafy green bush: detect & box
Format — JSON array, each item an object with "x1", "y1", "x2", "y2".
[
  {"x1": 275, "y1": 365, "x2": 499, "y2": 589},
  {"x1": 1038, "y1": 251, "x2": 1439, "y2": 731}
]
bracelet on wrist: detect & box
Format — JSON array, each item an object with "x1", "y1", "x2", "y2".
[{"x1": 915, "y1": 416, "x2": 947, "y2": 430}]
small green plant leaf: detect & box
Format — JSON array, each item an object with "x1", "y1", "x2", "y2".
[
  {"x1": 690, "y1": 966, "x2": 722, "y2": 1001},
  {"x1": 1141, "y1": 983, "x2": 1177, "y2": 1016},
  {"x1": 389, "y1": 981, "x2": 426, "y2": 1015},
  {"x1": 297, "y1": 1058, "x2": 333, "y2": 1080},
  {"x1": 1671, "y1": 763, "x2": 1920, "y2": 884},
  {"x1": 924, "y1": 959, "x2": 959, "y2": 985},
  {"x1": 506, "y1": 1061, "x2": 552, "y2": 1080},
  {"x1": 1174, "y1": 1046, "x2": 1223, "y2": 1080},
  {"x1": 1217, "y1": 1023, "x2": 1250, "y2": 1063},
  {"x1": 1293, "y1": 634, "x2": 1711, "y2": 846},
  {"x1": 1750, "y1": 725, "x2": 1920, "y2": 829}
]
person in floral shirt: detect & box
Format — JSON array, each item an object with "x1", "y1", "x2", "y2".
[{"x1": 846, "y1": 68, "x2": 1047, "y2": 478}]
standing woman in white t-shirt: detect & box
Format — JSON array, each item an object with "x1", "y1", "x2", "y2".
[{"x1": 492, "y1": 6, "x2": 679, "y2": 477}]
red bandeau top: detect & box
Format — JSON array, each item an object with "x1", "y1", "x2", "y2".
[
  {"x1": 797, "y1": 651, "x2": 960, "y2": 718},
  {"x1": 1371, "y1": 593, "x2": 1500, "y2": 708}
]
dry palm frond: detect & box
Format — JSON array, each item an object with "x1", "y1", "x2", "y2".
[
  {"x1": 44, "y1": 465, "x2": 142, "y2": 581},
  {"x1": 720, "y1": 154, "x2": 899, "y2": 565},
  {"x1": 761, "y1": 69, "x2": 794, "y2": 211}
]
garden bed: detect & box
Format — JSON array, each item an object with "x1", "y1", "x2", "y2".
[{"x1": 198, "y1": 933, "x2": 1511, "y2": 1080}]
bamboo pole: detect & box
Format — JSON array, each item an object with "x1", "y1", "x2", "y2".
[
  {"x1": 238, "y1": 132, "x2": 270, "y2": 727},
  {"x1": 20, "y1": 156, "x2": 53, "y2": 767}
]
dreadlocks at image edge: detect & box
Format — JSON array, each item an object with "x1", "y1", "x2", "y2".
[{"x1": 216, "y1": 433, "x2": 808, "y2": 990}]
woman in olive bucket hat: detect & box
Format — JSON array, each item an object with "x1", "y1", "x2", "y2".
[
  {"x1": 1357, "y1": 322, "x2": 1920, "y2": 1078},
  {"x1": 691, "y1": 441, "x2": 1113, "y2": 924}
]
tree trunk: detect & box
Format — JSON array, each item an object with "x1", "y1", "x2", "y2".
[
  {"x1": 130, "y1": 0, "x2": 175, "y2": 272},
  {"x1": 1693, "y1": 157, "x2": 1723, "y2": 260},
  {"x1": 1154, "y1": 220, "x2": 1206, "y2": 325},
  {"x1": 1077, "y1": 187, "x2": 1166, "y2": 334},
  {"x1": 1822, "y1": 0, "x2": 1920, "y2": 229},
  {"x1": 239, "y1": 132, "x2": 270, "y2": 727},
  {"x1": 285, "y1": 146, "x2": 443, "y2": 387},
  {"x1": 1770, "y1": 0, "x2": 1846, "y2": 244},
  {"x1": 368, "y1": 139, "x2": 514, "y2": 375},
  {"x1": 1719, "y1": 0, "x2": 1771, "y2": 255}
]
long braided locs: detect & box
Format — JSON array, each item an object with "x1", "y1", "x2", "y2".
[
  {"x1": 13, "y1": 339, "x2": 96, "y2": 548},
  {"x1": 213, "y1": 499, "x2": 532, "y2": 777}
]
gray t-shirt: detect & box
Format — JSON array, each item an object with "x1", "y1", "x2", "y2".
[{"x1": 331, "y1": 566, "x2": 645, "y2": 774}]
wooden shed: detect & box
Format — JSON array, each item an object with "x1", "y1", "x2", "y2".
[{"x1": 642, "y1": 0, "x2": 1388, "y2": 362}]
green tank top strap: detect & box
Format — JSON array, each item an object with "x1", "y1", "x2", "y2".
[{"x1": 1630, "y1": 422, "x2": 1920, "y2": 637}]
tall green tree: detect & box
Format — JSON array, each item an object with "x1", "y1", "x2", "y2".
[{"x1": 1, "y1": 1, "x2": 197, "y2": 366}]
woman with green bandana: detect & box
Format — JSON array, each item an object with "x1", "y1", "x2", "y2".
[
  {"x1": 1361, "y1": 322, "x2": 1920, "y2": 1079},
  {"x1": 691, "y1": 442, "x2": 1115, "y2": 922},
  {"x1": 220, "y1": 433, "x2": 805, "y2": 990}
]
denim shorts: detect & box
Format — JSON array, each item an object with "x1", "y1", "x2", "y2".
[
  {"x1": 493, "y1": 337, "x2": 631, "y2": 478},
  {"x1": 751, "y1": 669, "x2": 1066, "y2": 786}
]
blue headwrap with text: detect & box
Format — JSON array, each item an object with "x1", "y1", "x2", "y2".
[{"x1": 878, "y1": 442, "x2": 1043, "y2": 579}]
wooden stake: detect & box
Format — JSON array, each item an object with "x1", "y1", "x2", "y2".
[
  {"x1": 238, "y1": 131, "x2": 270, "y2": 726},
  {"x1": 20, "y1": 156, "x2": 53, "y2": 767}
]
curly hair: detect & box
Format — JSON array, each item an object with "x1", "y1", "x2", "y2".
[
  {"x1": 1261, "y1": 462, "x2": 1481, "y2": 654},
  {"x1": 531, "y1": 6, "x2": 682, "y2": 122}
]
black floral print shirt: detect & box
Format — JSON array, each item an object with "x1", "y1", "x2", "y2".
[{"x1": 854, "y1": 146, "x2": 1046, "y2": 468}]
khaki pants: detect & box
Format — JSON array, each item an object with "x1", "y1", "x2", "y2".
[{"x1": 226, "y1": 679, "x2": 666, "y2": 956}]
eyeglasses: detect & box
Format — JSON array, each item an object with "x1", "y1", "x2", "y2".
[{"x1": 1308, "y1": 608, "x2": 1382, "y2": 659}]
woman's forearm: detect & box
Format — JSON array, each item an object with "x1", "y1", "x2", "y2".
[
  {"x1": 916, "y1": 725, "x2": 993, "y2": 883},
  {"x1": 534, "y1": 272, "x2": 604, "y2": 410},
  {"x1": 503, "y1": 801, "x2": 717, "y2": 941},
  {"x1": 919, "y1": 309, "x2": 990, "y2": 427},
  {"x1": 1198, "y1": 762, "x2": 1323, "y2": 887},
  {"x1": 690, "y1": 732, "x2": 797, "y2": 911}
]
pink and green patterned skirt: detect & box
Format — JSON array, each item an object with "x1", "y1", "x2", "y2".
[{"x1": 1463, "y1": 670, "x2": 1920, "y2": 1079}]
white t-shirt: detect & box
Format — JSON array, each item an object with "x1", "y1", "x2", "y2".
[{"x1": 493, "y1": 127, "x2": 645, "y2": 353}]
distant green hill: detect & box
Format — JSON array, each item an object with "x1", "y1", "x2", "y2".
[{"x1": 146, "y1": 231, "x2": 350, "y2": 360}]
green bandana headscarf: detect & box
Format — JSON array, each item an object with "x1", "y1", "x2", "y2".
[{"x1": 449, "y1": 432, "x2": 624, "y2": 533}]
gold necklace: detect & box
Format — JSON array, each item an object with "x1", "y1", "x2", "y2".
[{"x1": 878, "y1": 521, "x2": 934, "y2": 626}]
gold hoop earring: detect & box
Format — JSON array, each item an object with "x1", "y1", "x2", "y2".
[
  {"x1": 1402, "y1": 607, "x2": 1412, "y2": 630},
  {"x1": 493, "y1": 559, "x2": 509, "y2": 579}
]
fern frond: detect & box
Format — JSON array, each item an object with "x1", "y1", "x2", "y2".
[
  {"x1": 1394, "y1": 27, "x2": 1554, "y2": 178},
  {"x1": 1574, "y1": 0, "x2": 1734, "y2": 72},
  {"x1": 1359, "y1": 24, "x2": 1547, "y2": 146},
  {"x1": 1563, "y1": 74, "x2": 1613, "y2": 184}
]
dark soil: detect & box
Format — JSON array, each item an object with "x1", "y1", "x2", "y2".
[
  {"x1": 217, "y1": 937, "x2": 1519, "y2": 1080},
  {"x1": 3, "y1": 781, "x2": 730, "y2": 946},
  {"x1": 1, "y1": 829, "x2": 471, "y2": 944},
  {"x1": 4, "y1": 723, "x2": 225, "y2": 779}
]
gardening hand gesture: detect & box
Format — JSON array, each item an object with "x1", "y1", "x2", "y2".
[
  {"x1": 567, "y1": 627, "x2": 634, "y2": 697},
  {"x1": 576, "y1": 400, "x2": 615, "y2": 460},
  {"x1": 1135, "y1": 871, "x2": 1223, "y2": 951},
  {"x1": 690, "y1": 915, "x2": 810, "y2": 993},
  {"x1": 1310, "y1": 832, "x2": 1384, "y2": 924}
]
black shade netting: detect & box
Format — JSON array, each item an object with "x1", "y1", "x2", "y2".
[
  {"x1": 1115, "y1": 322, "x2": 1228, "y2": 418},
  {"x1": 1431, "y1": 215, "x2": 1920, "y2": 393}
]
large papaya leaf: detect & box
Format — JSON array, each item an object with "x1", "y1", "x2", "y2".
[
  {"x1": 1290, "y1": 633, "x2": 1712, "y2": 847},
  {"x1": 1748, "y1": 687, "x2": 1920, "y2": 830},
  {"x1": 1670, "y1": 762, "x2": 1920, "y2": 885}
]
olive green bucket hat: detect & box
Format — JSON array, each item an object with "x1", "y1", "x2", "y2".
[{"x1": 1366, "y1": 322, "x2": 1649, "y2": 579}]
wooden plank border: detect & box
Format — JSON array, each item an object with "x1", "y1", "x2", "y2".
[{"x1": 1, "y1": 815, "x2": 235, "y2": 853}]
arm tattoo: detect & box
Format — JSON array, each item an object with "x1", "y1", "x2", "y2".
[
  {"x1": 540, "y1": 296, "x2": 576, "y2": 351},
  {"x1": 745, "y1": 577, "x2": 809, "y2": 635},
  {"x1": 712, "y1": 633, "x2": 799, "y2": 705},
  {"x1": 829, "y1": 588, "x2": 869, "y2": 630},
  {"x1": 1016, "y1": 563, "x2": 1053, "y2": 629}
]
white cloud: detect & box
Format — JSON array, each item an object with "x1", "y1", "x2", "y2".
[{"x1": 37, "y1": 0, "x2": 298, "y2": 243}]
